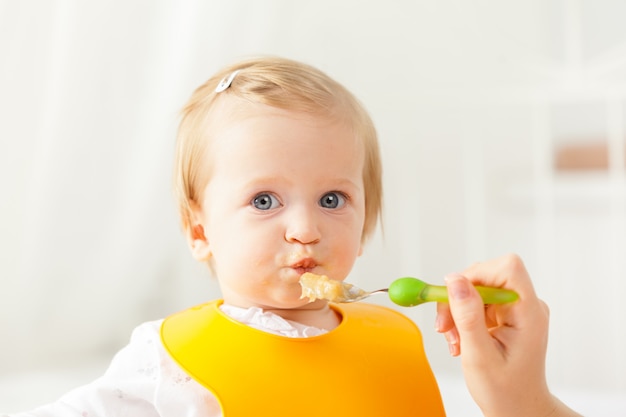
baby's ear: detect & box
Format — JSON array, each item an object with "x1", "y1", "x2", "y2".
[{"x1": 185, "y1": 204, "x2": 212, "y2": 262}]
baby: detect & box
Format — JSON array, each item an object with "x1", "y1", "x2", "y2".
[{"x1": 165, "y1": 56, "x2": 444, "y2": 415}]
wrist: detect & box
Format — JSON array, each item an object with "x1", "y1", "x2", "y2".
[
  {"x1": 542, "y1": 396, "x2": 583, "y2": 417},
  {"x1": 480, "y1": 389, "x2": 559, "y2": 417}
]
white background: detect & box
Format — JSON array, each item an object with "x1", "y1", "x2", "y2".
[{"x1": 1, "y1": 1, "x2": 625, "y2": 415}]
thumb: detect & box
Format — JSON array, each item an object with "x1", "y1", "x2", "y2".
[{"x1": 445, "y1": 273, "x2": 494, "y2": 354}]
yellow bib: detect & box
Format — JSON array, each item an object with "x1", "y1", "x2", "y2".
[{"x1": 161, "y1": 300, "x2": 446, "y2": 416}]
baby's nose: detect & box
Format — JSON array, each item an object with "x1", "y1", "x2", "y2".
[{"x1": 284, "y1": 207, "x2": 321, "y2": 244}]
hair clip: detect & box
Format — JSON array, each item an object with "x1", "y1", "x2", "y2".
[{"x1": 215, "y1": 70, "x2": 241, "y2": 93}]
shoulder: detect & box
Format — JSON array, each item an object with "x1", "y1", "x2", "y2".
[
  {"x1": 103, "y1": 319, "x2": 166, "y2": 376},
  {"x1": 119, "y1": 319, "x2": 165, "y2": 353},
  {"x1": 128, "y1": 319, "x2": 164, "y2": 343}
]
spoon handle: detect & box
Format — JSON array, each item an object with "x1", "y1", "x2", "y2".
[{"x1": 423, "y1": 284, "x2": 518, "y2": 303}]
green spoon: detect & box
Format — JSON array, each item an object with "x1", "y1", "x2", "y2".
[{"x1": 332, "y1": 277, "x2": 518, "y2": 307}]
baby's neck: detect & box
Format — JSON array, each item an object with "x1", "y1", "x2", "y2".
[{"x1": 265, "y1": 303, "x2": 341, "y2": 331}]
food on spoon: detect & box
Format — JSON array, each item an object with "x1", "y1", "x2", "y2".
[{"x1": 299, "y1": 272, "x2": 360, "y2": 302}]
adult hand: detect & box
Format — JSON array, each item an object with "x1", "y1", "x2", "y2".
[{"x1": 436, "y1": 254, "x2": 581, "y2": 417}]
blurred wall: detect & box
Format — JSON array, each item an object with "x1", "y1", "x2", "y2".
[{"x1": 1, "y1": 0, "x2": 625, "y2": 408}]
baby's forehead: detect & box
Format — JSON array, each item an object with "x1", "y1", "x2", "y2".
[
  {"x1": 208, "y1": 96, "x2": 356, "y2": 135},
  {"x1": 204, "y1": 100, "x2": 362, "y2": 167}
]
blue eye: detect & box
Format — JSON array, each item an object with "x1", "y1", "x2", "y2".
[
  {"x1": 252, "y1": 193, "x2": 280, "y2": 210},
  {"x1": 319, "y1": 192, "x2": 346, "y2": 209}
]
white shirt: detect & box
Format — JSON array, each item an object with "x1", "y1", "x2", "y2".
[{"x1": 5, "y1": 305, "x2": 327, "y2": 417}]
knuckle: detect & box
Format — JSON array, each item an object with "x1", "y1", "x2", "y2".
[
  {"x1": 539, "y1": 299, "x2": 550, "y2": 318},
  {"x1": 501, "y1": 253, "x2": 527, "y2": 274}
]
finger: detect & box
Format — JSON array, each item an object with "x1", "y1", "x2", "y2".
[
  {"x1": 435, "y1": 301, "x2": 454, "y2": 333},
  {"x1": 445, "y1": 273, "x2": 495, "y2": 356},
  {"x1": 445, "y1": 327, "x2": 460, "y2": 356},
  {"x1": 436, "y1": 301, "x2": 460, "y2": 356}
]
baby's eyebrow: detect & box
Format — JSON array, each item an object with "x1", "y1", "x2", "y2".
[
  {"x1": 324, "y1": 178, "x2": 361, "y2": 190},
  {"x1": 239, "y1": 175, "x2": 362, "y2": 193},
  {"x1": 241, "y1": 176, "x2": 286, "y2": 189}
]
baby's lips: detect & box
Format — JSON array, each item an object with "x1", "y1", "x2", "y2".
[
  {"x1": 286, "y1": 252, "x2": 318, "y2": 269},
  {"x1": 291, "y1": 258, "x2": 317, "y2": 270}
]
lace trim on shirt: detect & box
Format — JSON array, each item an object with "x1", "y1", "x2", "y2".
[{"x1": 219, "y1": 304, "x2": 328, "y2": 338}]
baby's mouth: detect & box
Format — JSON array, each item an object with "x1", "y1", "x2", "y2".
[{"x1": 290, "y1": 257, "x2": 318, "y2": 274}]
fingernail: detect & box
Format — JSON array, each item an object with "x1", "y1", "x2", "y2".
[
  {"x1": 435, "y1": 315, "x2": 441, "y2": 332},
  {"x1": 445, "y1": 273, "x2": 470, "y2": 300}
]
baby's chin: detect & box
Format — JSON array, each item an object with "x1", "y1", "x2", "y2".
[
  {"x1": 264, "y1": 295, "x2": 327, "y2": 311},
  {"x1": 298, "y1": 297, "x2": 330, "y2": 309}
]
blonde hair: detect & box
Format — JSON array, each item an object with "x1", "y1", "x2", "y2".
[{"x1": 174, "y1": 56, "x2": 382, "y2": 242}]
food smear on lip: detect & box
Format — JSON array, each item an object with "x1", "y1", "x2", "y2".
[
  {"x1": 299, "y1": 272, "x2": 361, "y2": 303},
  {"x1": 287, "y1": 252, "x2": 312, "y2": 266}
]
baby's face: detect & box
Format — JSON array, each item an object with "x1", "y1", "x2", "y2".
[{"x1": 192, "y1": 101, "x2": 366, "y2": 310}]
